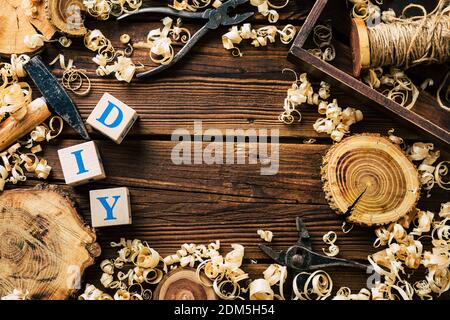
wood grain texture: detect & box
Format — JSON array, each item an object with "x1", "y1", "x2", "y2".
[{"x1": 0, "y1": 185, "x2": 99, "y2": 300}]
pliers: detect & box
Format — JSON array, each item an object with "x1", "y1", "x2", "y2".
[
  {"x1": 259, "y1": 217, "x2": 369, "y2": 273},
  {"x1": 118, "y1": 0, "x2": 254, "y2": 78}
]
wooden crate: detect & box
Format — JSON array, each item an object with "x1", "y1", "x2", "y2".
[{"x1": 288, "y1": 0, "x2": 450, "y2": 147}]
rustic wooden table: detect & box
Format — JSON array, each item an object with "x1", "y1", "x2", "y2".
[{"x1": 17, "y1": 0, "x2": 448, "y2": 297}]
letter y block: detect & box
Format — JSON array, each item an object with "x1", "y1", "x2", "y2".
[
  {"x1": 87, "y1": 93, "x2": 138, "y2": 144},
  {"x1": 57, "y1": 141, "x2": 106, "y2": 186},
  {"x1": 89, "y1": 187, "x2": 132, "y2": 227}
]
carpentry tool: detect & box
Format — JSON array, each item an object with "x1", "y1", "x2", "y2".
[
  {"x1": 0, "y1": 55, "x2": 89, "y2": 151},
  {"x1": 118, "y1": 0, "x2": 254, "y2": 78},
  {"x1": 259, "y1": 217, "x2": 369, "y2": 273}
]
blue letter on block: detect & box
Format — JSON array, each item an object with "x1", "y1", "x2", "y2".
[
  {"x1": 71, "y1": 150, "x2": 89, "y2": 175},
  {"x1": 96, "y1": 196, "x2": 120, "y2": 221},
  {"x1": 96, "y1": 101, "x2": 124, "y2": 128}
]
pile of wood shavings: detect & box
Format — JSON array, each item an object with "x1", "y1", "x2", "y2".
[
  {"x1": 222, "y1": 23, "x2": 296, "y2": 57},
  {"x1": 388, "y1": 129, "x2": 449, "y2": 197},
  {"x1": 83, "y1": 0, "x2": 143, "y2": 20},
  {"x1": 0, "y1": 56, "x2": 63, "y2": 190},
  {"x1": 78, "y1": 239, "x2": 288, "y2": 300},
  {"x1": 84, "y1": 29, "x2": 137, "y2": 83},
  {"x1": 170, "y1": 0, "x2": 291, "y2": 23},
  {"x1": 333, "y1": 201, "x2": 450, "y2": 300},
  {"x1": 279, "y1": 70, "x2": 363, "y2": 142}
]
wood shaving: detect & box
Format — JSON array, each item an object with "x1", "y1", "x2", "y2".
[
  {"x1": 83, "y1": 0, "x2": 143, "y2": 20},
  {"x1": 279, "y1": 70, "x2": 363, "y2": 142},
  {"x1": 388, "y1": 129, "x2": 449, "y2": 196},
  {"x1": 334, "y1": 201, "x2": 450, "y2": 300},
  {"x1": 134, "y1": 17, "x2": 191, "y2": 66},
  {"x1": 349, "y1": 0, "x2": 381, "y2": 22},
  {"x1": 437, "y1": 71, "x2": 450, "y2": 112},
  {"x1": 257, "y1": 229, "x2": 273, "y2": 242},
  {"x1": 308, "y1": 21, "x2": 335, "y2": 62},
  {"x1": 85, "y1": 29, "x2": 137, "y2": 82},
  {"x1": 222, "y1": 23, "x2": 296, "y2": 57},
  {"x1": 322, "y1": 231, "x2": 339, "y2": 257},
  {"x1": 250, "y1": 0, "x2": 290, "y2": 23},
  {"x1": 249, "y1": 279, "x2": 274, "y2": 300},
  {"x1": 262, "y1": 263, "x2": 286, "y2": 299},
  {"x1": 24, "y1": 34, "x2": 72, "y2": 50},
  {"x1": 50, "y1": 54, "x2": 91, "y2": 96},
  {"x1": 362, "y1": 67, "x2": 419, "y2": 109},
  {"x1": 293, "y1": 270, "x2": 333, "y2": 300}
]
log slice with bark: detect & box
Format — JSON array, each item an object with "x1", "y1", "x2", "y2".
[
  {"x1": 321, "y1": 134, "x2": 421, "y2": 226},
  {"x1": 0, "y1": 184, "x2": 100, "y2": 299}
]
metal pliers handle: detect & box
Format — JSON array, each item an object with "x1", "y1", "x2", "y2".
[{"x1": 118, "y1": 0, "x2": 254, "y2": 78}]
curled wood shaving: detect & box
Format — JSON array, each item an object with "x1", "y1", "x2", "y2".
[
  {"x1": 250, "y1": 0, "x2": 290, "y2": 23},
  {"x1": 262, "y1": 263, "x2": 286, "y2": 299},
  {"x1": 308, "y1": 21, "x2": 335, "y2": 62},
  {"x1": 24, "y1": 34, "x2": 72, "y2": 50},
  {"x1": 322, "y1": 231, "x2": 339, "y2": 257},
  {"x1": 50, "y1": 54, "x2": 91, "y2": 96},
  {"x1": 83, "y1": 0, "x2": 143, "y2": 20},
  {"x1": 333, "y1": 287, "x2": 371, "y2": 300},
  {"x1": 222, "y1": 23, "x2": 296, "y2": 57},
  {"x1": 249, "y1": 279, "x2": 274, "y2": 300},
  {"x1": 257, "y1": 229, "x2": 273, "y2": 242},
  {"x1": 388, "y1": 129, "x2": 448, "y2": 196},
  {"x1": 363, "y1": 67, "x2": 419, "y2": 109},
  {"x1": 349, "y1": 0, "x2": 381, "y2": 22},
  {"x1": 134, "y1": 17, "x2": 191, "y2": 66},
  {"x1": 293, "y1": 270, "x2": 333, "y2": 300},
  {"x1": 437, "y1": 71, "x2": 450, "y2": 112},
  {"x1": 85, "y1": 29, "x2": 137, "y2": 82}
]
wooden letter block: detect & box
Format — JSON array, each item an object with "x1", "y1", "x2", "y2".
[
  {"x1": 87, "y1": 93, "x2": 138, "y2": 144},
  {"x1": 57, "y1": 141, "x2": 106, "y2": 186},
  {"x1": 89, "y1": 187, "x2": 132, "y2": 227}
]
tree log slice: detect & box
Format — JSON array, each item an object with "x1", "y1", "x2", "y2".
[
  {"x1": 0, "y1": 184, "x2": 99, "y2": 300},
  {"x1": 154, "y1": 268, "x2": 217, "y2": 300},
  {"x1": 0, "y1": 0, "x2": 56, "y2": 55},
  {"x1": 321, "y1": 134, "x2": 421, "y2": 226},
  {"x1": 45, "y1": 0, "x2": 87, "y2": 36}
]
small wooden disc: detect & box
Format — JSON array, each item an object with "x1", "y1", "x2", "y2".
[
  {"x1": 154, "y1": 268, "x2": 217, "y2": 300},
  {"x1": 0, "y1": 185, "x2": 99, "y2": 299},
  {"x1": 321, "y1": 134, "x2": 421, "y2": 226},
  {"x1": 350, "y1": 18, "x2": 371, "y2": 77}
]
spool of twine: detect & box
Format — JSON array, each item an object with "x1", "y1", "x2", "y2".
[{"x1": 352, "y1": 0, "x2": 449, "y2": 75}]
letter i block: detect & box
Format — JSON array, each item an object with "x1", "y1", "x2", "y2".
[
  {"x1": 89, "y1": 187, "x2": 132, "y2": 227},
  {"x1": 86, "y1": 93, "x2": 138, "y2": 144},
  {"x1": 57, "y1": 141, "x2": 106, "y2": 186}
]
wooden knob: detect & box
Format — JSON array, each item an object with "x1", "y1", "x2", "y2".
[
  {"x1": 350, "y1": 18, "x2": 371, "y2": 77},
  {"x1": 321, "y1": 134, "x2": 421, "y2": 226},
  {"x1": 154, "y1": 268, "x2": 217, "y2": 300}
]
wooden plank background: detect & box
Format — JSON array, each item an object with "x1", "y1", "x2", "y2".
[{"x1": 4, "y1": 0, "x2": 449, "y2": 298}]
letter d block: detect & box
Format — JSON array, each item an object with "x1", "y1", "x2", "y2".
[
  {"x1": 89, "y1": 187, "x2": 132, "y2": 227},
  {"x1": 87, "y1": 93, "x2": 138, "y2": 144},
  {"x1": 57, "y1": 141, "x2": 106, "y2": 186}
]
